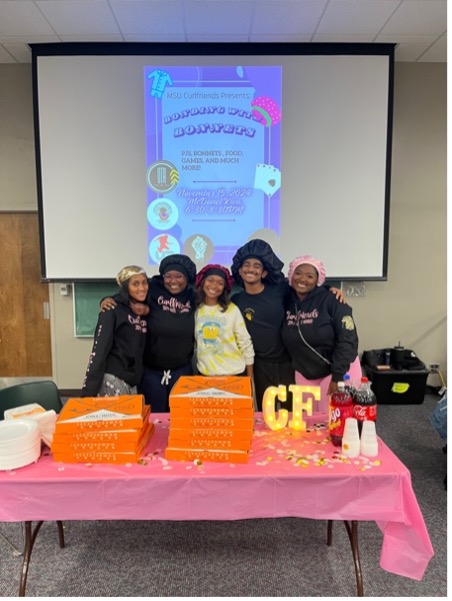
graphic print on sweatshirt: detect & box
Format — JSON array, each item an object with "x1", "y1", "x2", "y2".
[{"x1": 197, "y1": 314, "x2": 225, "y2": 351}]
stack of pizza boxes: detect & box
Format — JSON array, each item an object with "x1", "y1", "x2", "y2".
[
  {"x1": 165, "y1": 376, "x2": 254, "y2": 464},
  {"x1": 52, "y1": 395, "x2": 154, "y2": 464}
]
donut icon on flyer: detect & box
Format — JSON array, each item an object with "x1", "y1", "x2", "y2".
[
  {"x1": 149, "y1": 234, "x2": 181, "y2": 263},
  {"x1": 251, "y1": 96, "x2": 282, "y2": 127},
  {"x1": 147, "y1": 198, "x2": 179, "y2": 230}
]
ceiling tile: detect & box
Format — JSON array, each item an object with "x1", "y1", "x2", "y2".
[
  {"x1": 110, "y1": 0, "x2": 185, "y2": 35},
  {"x1": 252, "y1": 0, "x2": 328, "y2": 36},
  {"x1": 123, "y1": 34, "x2": 187, "y2": 42},
  {"x1": 418, "y1": 35, "x2": 447, "y2": 62},
  {"x1": 1, "y1": 44, "x2": 32, "y2": 63},
  {"x1": 0, "y1": 0, "x2": 56, "y2": 36},
  {"x1": 249, "y1": 34, "x2": 313, "y2": 42},
  {"x1": 36, "y1": 0, "x2": 120, "y2": 35},
  {"x1": 316, "y1": 0, "x2": 398, "y2": 35},
  {"x1": 183, "y1": 0, "x2": 254, "y2": 35},
  {"x1": 380, "y1": 0, "x2": 446, "y2": 36},
  {"x1": 394, "y1": 40, "x2": 436, "y2": 62},
  {"x1": 0, "y1": 34, "x2": 61, "y2": 44},
  {"x1": 0, "y1": 45, "x2": 19, "y2": 63},
  {"x1": 0, "y1": 0, "x2": 447, "y2": 63},
  {"x1": 312, "y1": 33, "x2": 376, "y2": 42},
  {"x1": 185, "y1": 34, "x2": 249, "y2": 42},
  {"x1": 59, "y1": 34, "x2": 124, "y2": 42}
]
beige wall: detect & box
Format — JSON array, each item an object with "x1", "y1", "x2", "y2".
[{"x1": 0, "y1": 62, "x2": 447, "y2": 389}]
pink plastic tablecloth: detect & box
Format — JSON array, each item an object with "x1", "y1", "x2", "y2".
[{"x1": 0, "y1": 414, "x2": 433, "y2": 580}]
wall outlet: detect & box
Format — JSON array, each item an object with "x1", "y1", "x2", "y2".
[{"x1": 429, "y1": 363, "x2": 440, "y2": 372}]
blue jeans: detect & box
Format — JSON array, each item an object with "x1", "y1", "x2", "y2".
[{"x1": 139, "y1": 362, "x2": 193, "y2": 412}]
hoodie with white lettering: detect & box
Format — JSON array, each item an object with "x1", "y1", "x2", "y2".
[{"x1": 143, "y1": 276, "x2": 196, "y2": 370}]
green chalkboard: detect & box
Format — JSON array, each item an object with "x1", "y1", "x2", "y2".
[{"x1": 73, "y1": 282, "x2": 117, "y2": 337}]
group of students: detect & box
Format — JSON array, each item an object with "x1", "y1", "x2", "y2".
[{"x1": 81, "y1": 239, "x2": 361, "y2": 416}]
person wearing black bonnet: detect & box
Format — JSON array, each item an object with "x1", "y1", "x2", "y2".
[
  {"x1": 159, "y1": 255, "x2": 195, "y2": 288},
  {"x1": 100, "y1": 253, "x2": 197, "y2": 411},
  {"x1": 231, "y1": 239, "x2": 294, "y2": 411},
  {"x1": 231, "y1": 240, "x2": 346, "y2": 411}
]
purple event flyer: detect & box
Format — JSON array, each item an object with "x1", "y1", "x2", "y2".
[{"x1": 144, "y1": 65, "x2": 282, "y2": 268}]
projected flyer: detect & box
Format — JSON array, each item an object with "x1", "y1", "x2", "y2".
[{"x1": 144, "y1": 66, "x2": 282, "y2": 267}]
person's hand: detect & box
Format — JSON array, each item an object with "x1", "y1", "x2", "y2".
[
  {"x1": 130, "y1": 302, "x2": 149, "y2": 317},
  {"x1": 327, "y1": 380, "x2": 338, "y2": 396},
  {"x1": 330, "y1": 287, "x2": 347, "y2": 304},
  {"x1": 100, "y1": 297, "x2": 117, "y2": 312}
]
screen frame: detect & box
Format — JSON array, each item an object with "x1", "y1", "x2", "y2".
[{"x1": 31, "y1": 42, "x2": 395, "y2": 283}]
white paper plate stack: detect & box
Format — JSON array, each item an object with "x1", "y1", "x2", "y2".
[{"x1": 0, "y1": 419, "x2": 41, "y2": 470}]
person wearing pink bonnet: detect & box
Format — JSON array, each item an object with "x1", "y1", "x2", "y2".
[{"x1": 281, "y1": 255, "x2": 362, "y2": 419}]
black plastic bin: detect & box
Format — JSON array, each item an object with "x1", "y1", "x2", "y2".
[
  {"x1": 364, "y1": 365, "x2": 429, "y2": 405},
  {"x1": 362, "y1": 348, "x2": 428, "y2": 405}
]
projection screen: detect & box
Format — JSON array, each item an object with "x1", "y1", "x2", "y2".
[{"x1": 31, "y1": 43, "x2": 394, "y2": 282}]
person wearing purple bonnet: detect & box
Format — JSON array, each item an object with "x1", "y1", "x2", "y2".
[
  {"x1": 281, "y1": 255, "x2": 362, "y2": 418},
  {"x1": 194, "y1": 264, "x2": 254, "y2": 379}
]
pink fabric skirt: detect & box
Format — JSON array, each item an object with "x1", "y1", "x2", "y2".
[{"x1": 295, "y1": 355, "x2": 362, "y2": 421}]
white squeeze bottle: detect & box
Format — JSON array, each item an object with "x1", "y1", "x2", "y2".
[{"x1": 343, "y1": 374, "x2": 354, "y2": 397}]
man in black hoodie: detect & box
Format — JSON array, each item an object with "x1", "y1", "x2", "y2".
[{"x1": 231, "y1": 239, "x2": 294, "y2": 411}]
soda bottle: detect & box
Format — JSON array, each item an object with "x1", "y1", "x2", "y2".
[
  {"x1": 352, "y1": 377, "x2": 377, "y2": 435},
  {"x1": 329, "y1": 381, "x2": 353, "y2": 446}
]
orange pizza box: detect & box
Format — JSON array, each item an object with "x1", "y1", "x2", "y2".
[
  {"x1": 168, "y1": 434, "x2": 252, "y2": 451},
  {"x1": 168, "y1": 426, "x2": 253, "y2": 443},
  {"x1": 169, "y1": 376, "x2": 253, "y2": 409},
  {"x1": 169, "y1": 416, "x2": 254, "y2": 431},
  {"x1": 52, "y1": 422, "x2": 154, "y2": 464},
  {"x1": 170, "y1": 396, "x2": 253, "y2": 410},
  {"x1": 55, "y1": 395, "x2": 146, "y2": 433},
  {"x1": 53, "y1": 406, "x2": 151, "y2": 444},
  {"x1": 52, "y1": 411, "x2": 153, "y2": 453},
  {"x1": 165, "y1": 446, "x2": 249, "y2": 464},
  {"x1": 169, "y1": 406, "x2": 254, "y2": 419}
]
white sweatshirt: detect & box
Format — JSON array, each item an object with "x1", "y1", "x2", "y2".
[{"x1": 195, "y1": 302, "x2": 254, "y2": 376}]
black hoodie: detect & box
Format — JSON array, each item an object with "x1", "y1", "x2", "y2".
[
  {"x1": 282, "y1": 286, "x2": 358, "y2": 382},
  {"x1": 82, "y1": 292, "x2": 148, "y2": 396},
  {"x1": 143, "y1": 276, "x2": 195, "y2": 370}
]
